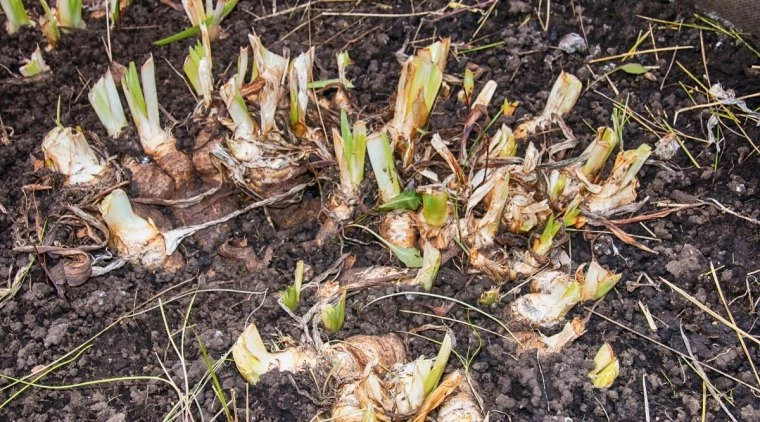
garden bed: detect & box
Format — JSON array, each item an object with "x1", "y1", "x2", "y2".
[{"x1": 1, "y1": 0, "x2": 759, "y2": 420}]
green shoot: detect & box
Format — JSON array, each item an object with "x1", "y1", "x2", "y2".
[
  {"x1": 55, "y1": 96, "x2": 62, "y2": 127},
  {"x1": 366, "y1": 132, "x2": 401, "y2": 204},
  {"x1": 183, "y1": 41, "x2": 205, "y2": 95},
  {"x1": 478, "y1": 288, "x2": 501, "y2": 306},
  {"x1": 122, "y1": 57, "x2": 167, "y2": 152},
  {"x1": 362, "y1": 406, "x2": 376, "y2": 422},
  {"x1": 340, "y1": 108, "x2": 352, "y2": 158},
  {"x1": 108, "y1": 0, "x2": 121, "y2": 25},
  {"x1": 348, "y1": 118, "x2": 366, "y2": 186},
  {"x1": 154, "y1": 0, "x2": 238, "y2": 45},
  {"x1": 621, "y1": 29, "x2": 650, "y2": 62},
  {"x1": 476, "y1": 171, "x2": 510, "y2": 248},
  {"x1": 588, "y1": 144, "x2": 653, "y2": 212},
  {"x1": 220, "y1": 48, "x2": 255, "y2": 141},
  {"x1": 501, "y1": 99, "x2": 519, "y2": 117},
  {"x1": 582, "y1": 127, "x2": 619, "y2": 178},
  {"x1": 423, "y1": 332, "x2": 452, "y2": 396},
  {"x1": 88, "y1": 70, "x2": 127, "y2": 138},
  {"x1": 123, "y1": 62, "x2": 147, "y2": 127},
  {"x1": 533, "y1": 214, "x2": 562, "y2": 257},
  {"x1": 280, "y1": 260, "x2": 304, "y2": 311},
  {"x1": 421, "y1": 186, "x2": 448, "y2": 227},
  {"x1": 306, "y1": 78, "x2": 355, "y2": 89},
  {"x1": 195, "y1": 331, "x2": 232, "y2": 421},
  {"x1": 373, "y1": 190, "x2": 422, "y2": 212},
  {"x1": 183, "y1": 25, "x2": 213, "y2": 105},
  {"x1": 235, "y1": 46, "x2": 248, "y2": 87},
  {"x1": 0, "y1": 0, "x2": 32, "y2": 34},
  {"x1": 19, "y1": 46, "x2": 50, "y2": 77},
  {"x1": 350, "y1": 224, "x2": 423, "y2": 268},
  {"x1": 59, "y1": 0, "x2": 85, "y2": 29},
  {"x1": 321, "y1": 290, "x2": 347, "y2": 333},
  {"x1": 336, "y1": 51, "x2": 351, "y2": 87},
  {"x1": 389, "y1": 39, "x2": 451, "y2": 167},
  {"x1": 589, "y1": 343, "x2": 619, "y2": 388},
  {"x1": 614, "y1": 144, "x2": 652, "y2": 191},
  {"x1": 563, "y1": 205, "x2": 582, "y2": 228},
  {"x1": 485, "y1": 124, "x2": 516, "y2": 159},
  {"x1": 288, "y1": 49, "x2": 314, "y2": 136},
  {"x1": 579, "y1": 261, "x2": 622, "y2": 301},
  {"x1": 462, "y1": 68, "x2": 474, "y2": 105},
  {"x1": 547, "y1": 170, "x2": 567, "y2": 202},
  {"x1": 610, "y1": 96, "x2": 630, "y2": 150},
  {"x1": 220, "y1": 75, "x2": 255, "y2": 145},
  {"x1": 413, "y1": 242, "x2": 441, "y2": 292},
  {"x1": 39, "y1": 0, "x2": 61, "y2": 46},
  {"x1": 333, "y1": 109, "x2": 367, "y2": 195}
]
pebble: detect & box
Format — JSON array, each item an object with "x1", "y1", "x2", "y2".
[
  {"x1": 558, "y1": 32, "x2": 588, "y2": 54},
  {"x1": 728, "y1": 175, "x2": 749, "y2": 196}
]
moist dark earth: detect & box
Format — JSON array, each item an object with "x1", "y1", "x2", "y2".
[{"x1": 1, "y1": 0, "x2": 760, "y2": 421}]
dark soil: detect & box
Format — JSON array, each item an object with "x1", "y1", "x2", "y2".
[{"x1": 2, "y1": 1, "x2": 760, "y2": 421}]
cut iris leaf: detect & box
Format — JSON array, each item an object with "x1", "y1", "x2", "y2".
[
  {"x1": 1, "y1": 0, "x2": 32, "y2": 34},
  {"x1": 420, "y1": 186, "x2": 448, "y2": 227},
  {"x1": 59, "y1": 0, "x2": 85, "y2": 30},
  {"x1": 351, "y1": 225, "x2": 423, "y2": 268},
  {"x1": 280, "y1": 260, "x2": 304, "y2": 311},
  {"x1": 389, "y1": 38, "x2": 451, "y2": 168},
  {"x1": 589, "y1": 343, "x2": 619, "y2": 388},
  {"x1": 19, "y1": 45, "x2": 50, "y2": 77},
  {"x1": 367, "y1": 132, "x2": 401, "y2": 204},
  {"x1": 374, "y1": 190, "x2": 422, "y2": 212},
  {"x1": 182, "y1": 25, "x2": 213, "y2": 105},
  {"x1": 321, "y1": 290, "x2": 347, "y2": 333},
  {"x1": 154, "y1": 0, "x2": 239, "y2": 45},
  {"x1": 89, "y1": 70, "x2": 127, "y2": 138}
]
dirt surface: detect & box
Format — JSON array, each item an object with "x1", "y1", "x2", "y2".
[{"x1": 1, "y1": 1, "x2": 760, "y2": 421}]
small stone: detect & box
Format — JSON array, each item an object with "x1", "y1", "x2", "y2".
[
  {"x1": 728, "y1": 175, "x2": 748, "y2": 196},
  {"x1": 558, "y1": 32, "x2": 587, "y2": 54}
]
